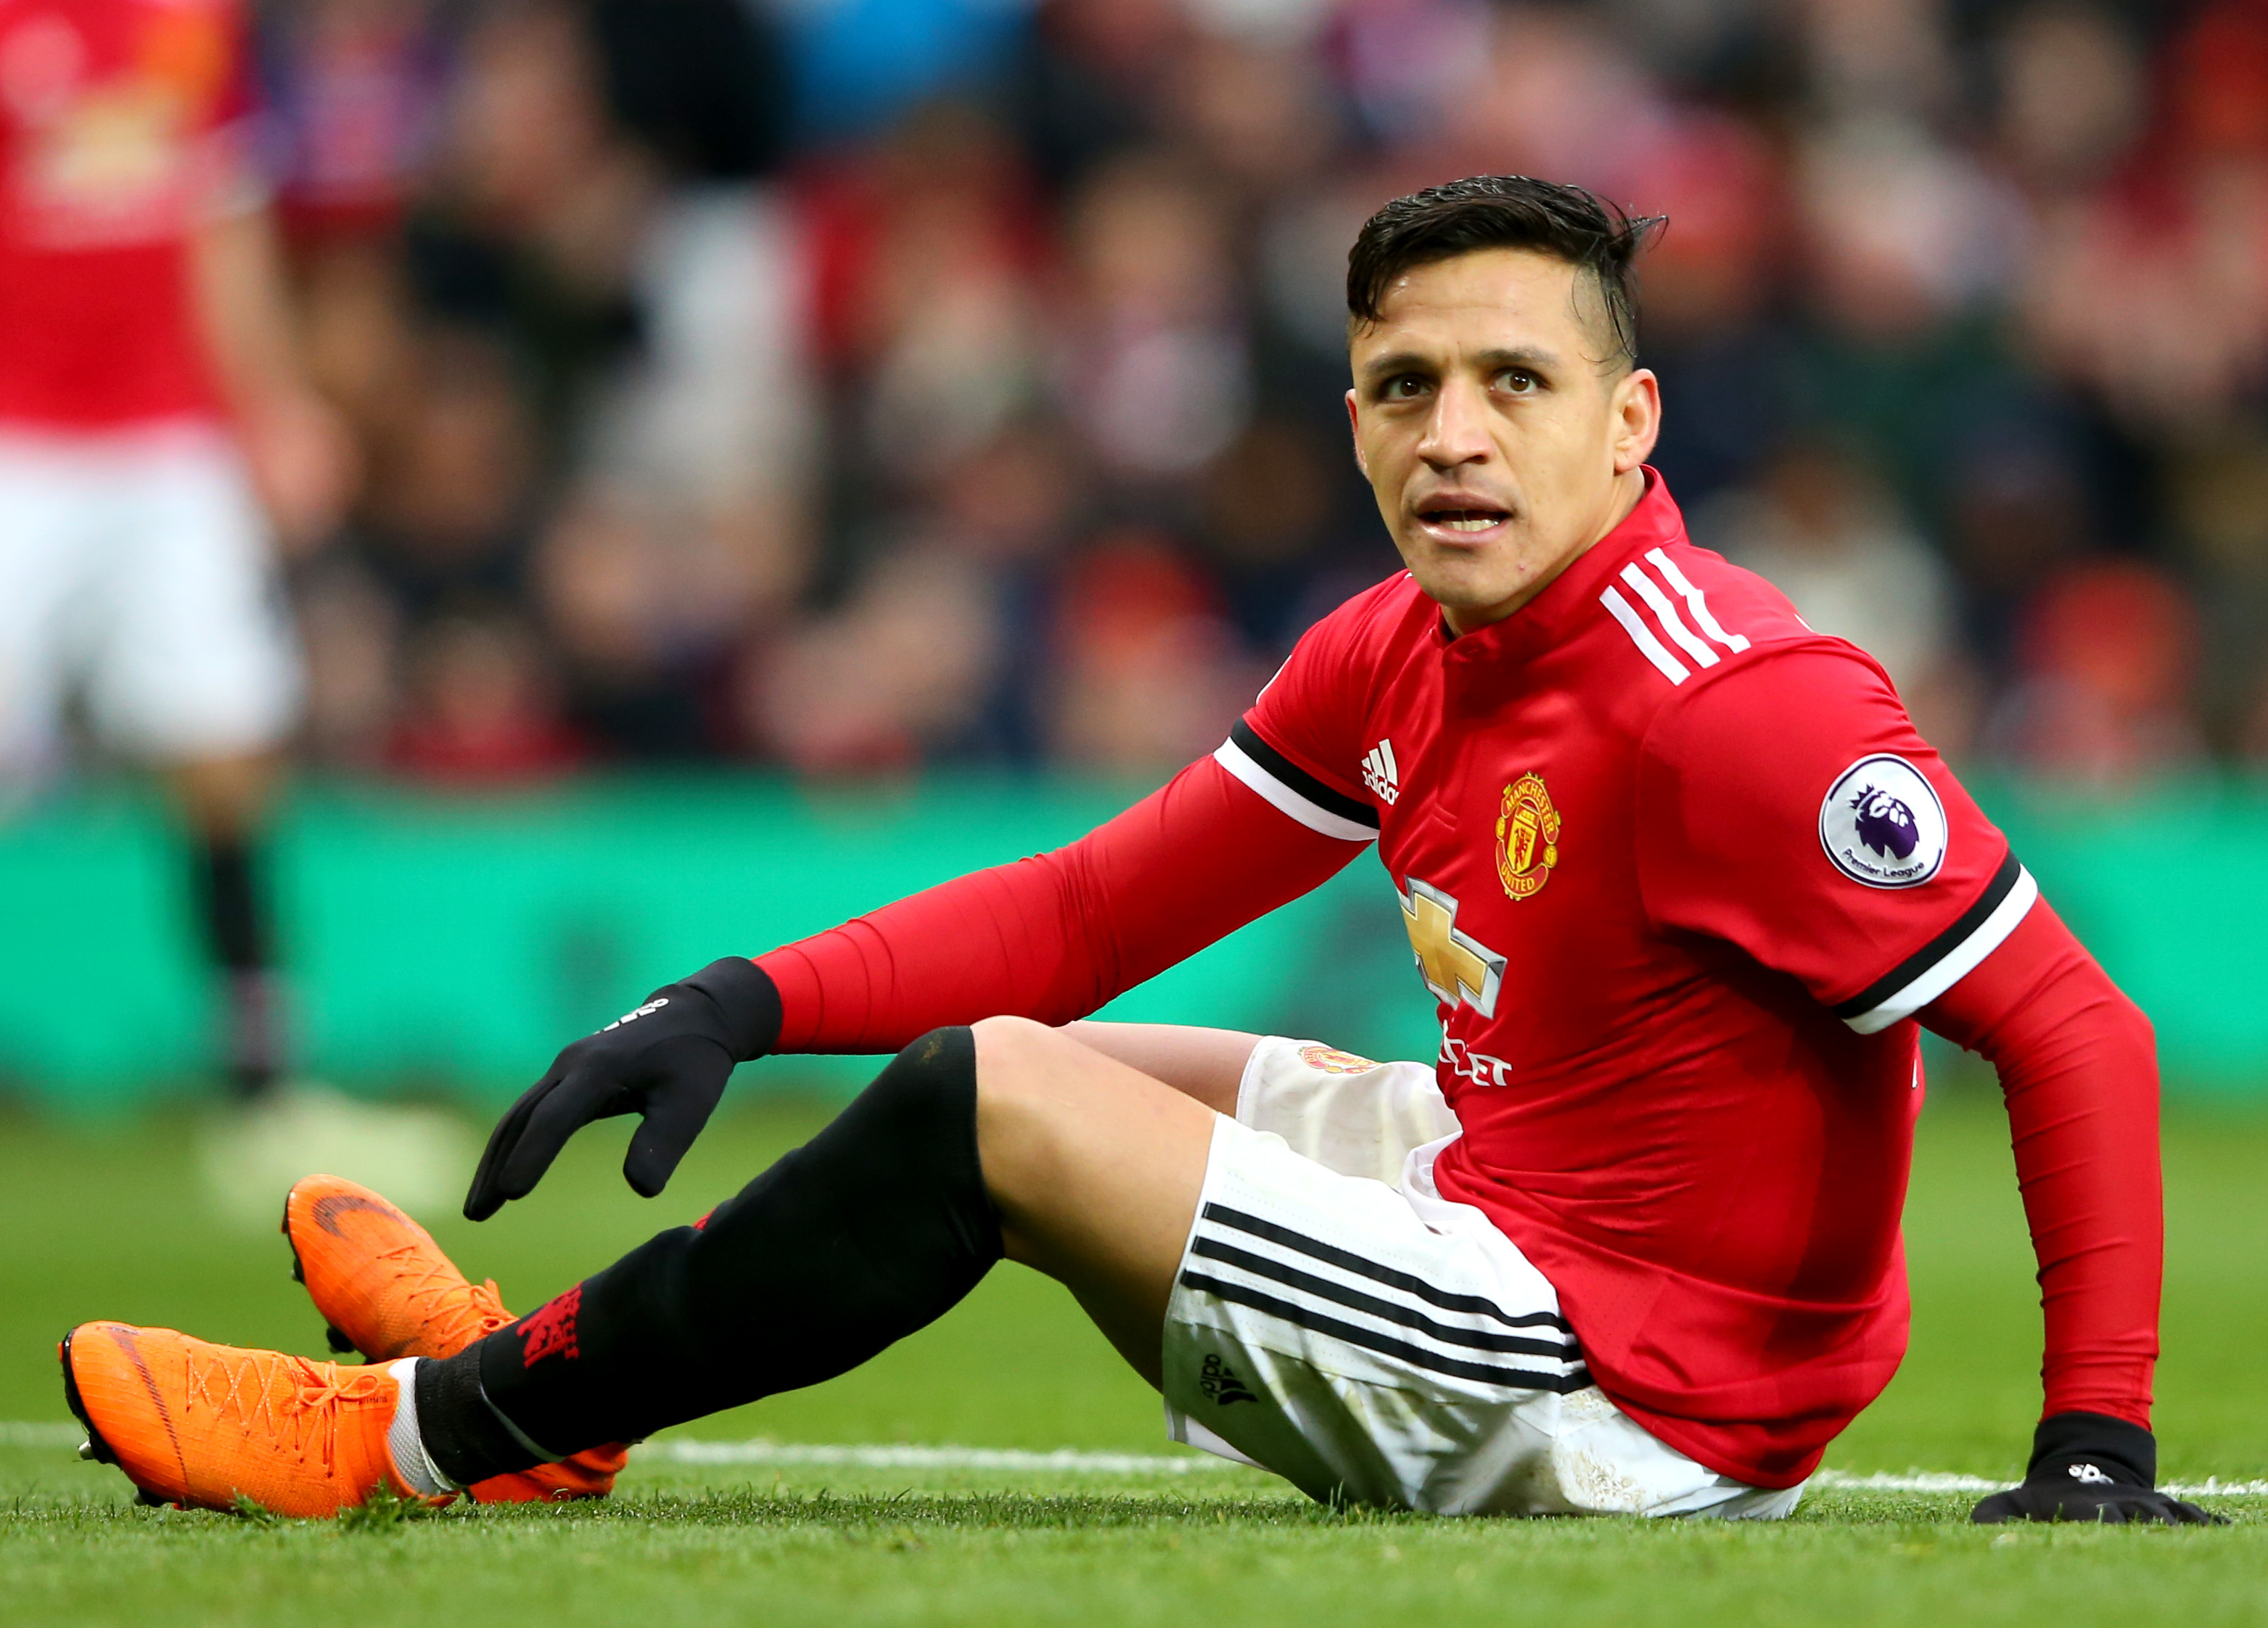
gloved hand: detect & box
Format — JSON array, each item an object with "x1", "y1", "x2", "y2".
[
  {"x1": 1971, "y1": 1412, "x2": 2224, "y2": 1525},
  {"x1": 465, "y1": 958, "x2": 782, "y2": 1220}
]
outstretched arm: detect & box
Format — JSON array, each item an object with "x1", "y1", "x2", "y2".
[
  {"x1": 1923, "y1": 901, "x2": 2211, "y2": 1524},
  {"x1": 1634, "y1": 643, "x2": 2206, "y2": 1522},
  {"x1": 468, "y1": 570, "x2": 1401, "y2": 1218},
  {"x1": 466, "y1": 754, "x2": 1365, "y2": 1215},
  {"x1": 1921, "y1": 898, "x2": 2159, "y2": 1428},
  {"x1": 757, "y1": 755, "x2": 1356, "y2": 1053}
]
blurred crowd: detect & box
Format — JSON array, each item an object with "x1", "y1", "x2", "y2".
[{"x1": 256, "y1": 0, "x2": 2268, "y2": 786}]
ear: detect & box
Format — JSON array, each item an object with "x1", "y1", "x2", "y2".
[
  {"x1": 1609, "y1": 369, "x2": 1661, "y2": 474},
  {"x1": 1345, "y1": 387, "x2": 1369, "y2": 480}
]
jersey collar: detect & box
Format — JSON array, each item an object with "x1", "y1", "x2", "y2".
[{"x1": 1432, "y1": 466, "x2": 1686, "y2": 668}]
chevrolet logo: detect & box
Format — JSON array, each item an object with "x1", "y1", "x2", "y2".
[{"x1": 1400, "y1": 878, "x2": 1505, "y2": 1018}]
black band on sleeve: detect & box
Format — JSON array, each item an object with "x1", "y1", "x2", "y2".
[
  {"x1": 1833, "y1": 850, "x2": 2025, "y2": 1023},
  {"x1": 1228, "y1": 719, "x2": 1379, "y2": 831}
]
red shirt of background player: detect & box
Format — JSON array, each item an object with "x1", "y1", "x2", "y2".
[
  {"x1": 1221, "y1": 469, "x2": 2037, "y2": 1485},
  {"x1": 0, "y1": 0, "x2": 257, "y2": 429}
]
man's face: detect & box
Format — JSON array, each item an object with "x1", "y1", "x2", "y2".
[{"x1": 1346, "y1": 248, "x2": 1661, "y2": 633}]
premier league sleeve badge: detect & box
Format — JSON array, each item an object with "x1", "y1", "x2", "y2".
[{"x1": 1818, "y1": 754, "x2": 1948, "y2": 888}]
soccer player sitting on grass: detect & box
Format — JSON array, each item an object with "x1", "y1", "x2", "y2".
[{"x1": 62, "y1": 176, "x2": 2216, "y2": 1526}]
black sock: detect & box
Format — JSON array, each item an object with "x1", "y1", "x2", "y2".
[
  {"x1": 419, "y1": 1027, "x2": 1002, "y2": 1484},
  {"x1": 194, "y1": 834, "x2": 281, "y2": 1098},
  {"x1": 414, "y1": 1339, "x2": 545, "y2": 1483}
]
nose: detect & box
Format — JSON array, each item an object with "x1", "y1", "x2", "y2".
[{"x1": 1415, "y1": 377, "x2": 1493, "y2": 472}]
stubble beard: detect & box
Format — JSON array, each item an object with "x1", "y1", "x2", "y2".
[{"x1": 1400, "y1": 532, "x2": 1546, "y2": 632}]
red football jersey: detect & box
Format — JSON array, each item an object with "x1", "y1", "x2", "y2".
[
  {"x1": 0, "y1": 0, "x2": 258, "y2": 428},
  {"x1": 1218, "y1": 472, "x2": 2036, "y2": 1487}
]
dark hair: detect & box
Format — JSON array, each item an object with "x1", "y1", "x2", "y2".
[{"x1": 1346, "y1": 176, "x2": 1663, "y2": 368}]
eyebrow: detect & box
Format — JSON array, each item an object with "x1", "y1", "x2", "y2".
[{"x1": 1357, "y1": 345, "x2": 1566, "y2": 385}]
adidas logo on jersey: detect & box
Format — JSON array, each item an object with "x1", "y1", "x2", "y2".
[{"x1": 1361, "y1": 740, "x2": 1400, "y2": 804}]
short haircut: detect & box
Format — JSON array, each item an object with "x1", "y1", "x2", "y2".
[{"x1": 1345, "y1": 176, "x2": 1663, "y2": 369}]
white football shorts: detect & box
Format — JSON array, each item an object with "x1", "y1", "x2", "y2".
[
  {"x1": 0, "y1": 424, "x2": 302, "y2": 778},
  {"x1": 1160, "y1": 1035, "x2": 1805, "y2": 1519}
]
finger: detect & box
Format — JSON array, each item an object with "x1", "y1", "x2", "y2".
[
  {"x1": 2164, "y1": 1497, "x2": 2227, "y2": 1526},
  {"x1": 620, "y1": 1048, "x2": 730, "y2": 1198},
  {"x1": 1968, "y1": 1489, "x2": 2025, "y2": 1524},
  {"x1": 464, "y1": 1070, "x2": 561, "y2": 1220},
  {"x1": 498, "y1": 1064, "x2": 630, "y2": 1202}
]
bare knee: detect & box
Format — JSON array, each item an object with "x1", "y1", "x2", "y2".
[
  {"x1": 968, "y1": 1014, "x2": 1212, "y2": 1231},
  {"x1": 971, "y1": 1014, "x2": 1059, "y2": 1078},
  {"x1": 965, "y1": 1014, "x2": 1214, "y2": 1348},
  {"x1": 970, "y1": 1015, "x2": 1085, "y2": 1169}
]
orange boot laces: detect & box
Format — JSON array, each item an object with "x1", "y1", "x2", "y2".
[
  {"x1": 372, "y1": 1243, "x2": 517, "y2": 1353},
  {"x1": 183, "y1": 1347, "x2": 398, "y2": 1482}
]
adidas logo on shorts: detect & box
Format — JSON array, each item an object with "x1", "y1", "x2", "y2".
[{"x1": 1199, "y1": 1353, "x2": 1259, "y2": 1406}]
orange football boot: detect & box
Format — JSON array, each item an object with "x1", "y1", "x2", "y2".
[
  {"x1": 282, "y1": 1175, "x2": 629, "y2": 1503},
  {"x1": 60, "y1": 1322, "x2": 437, "y2": 1516}
]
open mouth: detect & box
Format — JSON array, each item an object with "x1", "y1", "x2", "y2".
[{"x1": 1414, "y1": 502, "x2": 1512, "y2": 538}]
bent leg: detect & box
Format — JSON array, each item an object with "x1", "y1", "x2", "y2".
[
  {"x1": 977, "y1": 1016, "x2": 1220, "y2": 1386},
  {"x1": 411, "y1": 1020, "x2": 1217, "y2": 1484},
  {"x1": 416, "y1": 1028, "x2": 1003, "y2": 1479},
  {"x1": 1056, "y1": 1021, "x2": 1260, "y2": 1117}
]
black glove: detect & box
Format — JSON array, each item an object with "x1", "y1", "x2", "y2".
[
  {"x1": 1971, "y1": 1412, "x2": 2224, "y2": 1525},
  {"x1": 465, "y1": 957, "x2": 783, "y2": 1220}
]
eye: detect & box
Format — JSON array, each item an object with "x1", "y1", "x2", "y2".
[
  {"x1": 1381, "y1": 374, "x2": 1430, "y2": 400},
  {"x1": 1496, "y1": 369, "x2": 1540, "y2": 394}
]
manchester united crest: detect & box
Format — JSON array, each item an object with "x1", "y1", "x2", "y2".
[
  {"x1": 1495, "y1": 773, "x2": 1561, "y2": 901},
  {"x1": 1297, "y1": 1044, "x2": 1381, "y2": 1075}
]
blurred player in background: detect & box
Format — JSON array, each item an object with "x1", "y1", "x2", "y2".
[{"x1": 0, "y1": 0, "x2": 351, "y2": 1099}]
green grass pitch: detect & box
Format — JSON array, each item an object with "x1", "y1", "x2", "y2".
[{"x1": 3, "y1": 1081, "x2": 2265, "y2": 1627}]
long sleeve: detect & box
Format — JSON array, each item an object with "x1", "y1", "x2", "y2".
[
  {"x1": 755, "y1": 754, "x2": 1368, "y2": 1053},
  {"x1": 1921, "y1": 897, "x2": 2162, "y2": 1426}
]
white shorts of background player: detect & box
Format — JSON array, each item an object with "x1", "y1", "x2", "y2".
[
  {"x1": 1161, "y1": 1035, "x2": 1805, "y2": 1519},
  {"x1": 0, "y1": 425, "x2": 302, "y2": 781}
]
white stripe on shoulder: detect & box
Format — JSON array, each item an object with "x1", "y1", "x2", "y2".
[
  {"x1": 1844, "y1": 867, "x2": 2041, "y2": 1035},
  {"x1": 1212, "y1": 739, "x2": 1378, "y2": 844},
  {"x1": 1600, "y1": 586, "x2": 1691, "y2": 684},
  {"x1": 1619, "y1": 563, "x2": 1721, "y2": 669},
  {"x1": 1645, "y1": 548, "x2": 1751, "y2": 652}
]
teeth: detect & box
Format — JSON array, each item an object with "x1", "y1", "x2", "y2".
[{"x1": 1437, "y1": 516, "x2": 1500, "y2": 533}]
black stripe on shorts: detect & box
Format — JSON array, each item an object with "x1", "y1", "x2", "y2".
[
  {"x1": 1179, "y1": 1271, "x2": 1595, "y2": 1394},
  {"x1": 1190, "y1": 1236, "x2": 1583, "y2": 1360},
  {"x1": 1201, "y1": 1203, "x2": 1578, "y2": 1338}
]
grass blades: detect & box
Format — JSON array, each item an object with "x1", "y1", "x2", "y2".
[{"x1": 3, "y1": 1081, "x2": 2265, "y2": 1626}]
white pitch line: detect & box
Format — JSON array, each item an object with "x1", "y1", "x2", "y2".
[
  {"x1": 647, "y1": 1443, "x2": 2268, "y2": 1497},
  {"x1": 1, "y1": 1423, "x2": 83, "y2": 1448},
  {"x1": 7, "y1": 1422, "x2": 2262, "y2": 1497},
  {"x1": 652, "y1": 1440, "x2": 1236, "y2": 1475},
  {"x1": 1812, "y1": 1470, "x2": 2005, "y2": 1495}
]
